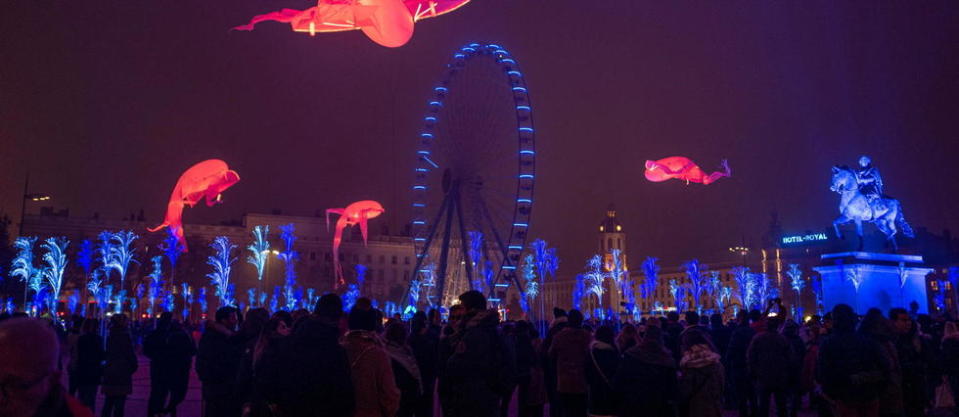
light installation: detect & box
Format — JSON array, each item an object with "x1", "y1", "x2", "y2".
[
  {"x1": 234, "y1": 0, "x2": 472, "y2": 48},
  {"x1": 403, "y1": 42, "x2": 536, "y2": 310},
  {"x1": 149, "y1": 159, "x2": 240, "y2": 252},
  {"x1": 40, "y1": 237, "x2": 69, "y2": 314},
  {"x1": 207, "y1": 236, "x2": 237, "y2": 307},
  {"x1": 326, "y1": 201, "x2": 384, "y2": 288},
  {"x1": 644, "y1": 157, "x2": 731, "y2": 185}
]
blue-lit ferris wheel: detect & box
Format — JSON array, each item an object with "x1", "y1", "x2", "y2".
[{"x1": 404, "y1": 42, "x2": 535, "y2": 309}]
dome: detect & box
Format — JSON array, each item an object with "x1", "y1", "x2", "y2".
[{"x1": 598, "y1": 204, "x2": 623, "y2": 233}]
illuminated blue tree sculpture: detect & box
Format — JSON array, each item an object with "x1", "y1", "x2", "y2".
[
  {"x1": 732, "y1": 266, "x2": 752, "y2": 310},
  {"x1": 247, "y1": 225, "x2": 270, "y2": 293},
  {"x1": 608, "y1": 249, "x2": 633, "y2": 314},
  {"x1": 77, "y1": 239, "x2": 94, "y2": 305},
  {"x1": 344, "y1": 264, "x2": 367, "y2": 312},
  {"x1": 277, "y1": 224, "x2": 299, "y2": 311},
  {"x1": 787, "y1": 264, "x2": 805, "y2": 320},
  {"x1": 147, "y1": 256, "x2": 164, "y2": 316},
  {"x1": 641, "y1": 257, "x2": 660, "y2": 311},
  {"x1": 181, "y1": 283, "x2": 193, "y2": 321},
  {"x1": 467, "y1": 231, "x2": 485, "y2": 292},
  {"x1": 530, "y1": 239, "x2": 558, "y2": 324},
  {"x1": 519, "y1": 254, "x2": 538, "y2": 314},
  {"x1": 161, "y1": 228, "x2": 185, "y2": 285},
  {"x1": 11, "y1": 236, "x2": 39, "y2": 309},
  {"x1": 582, "y1": 255, "x2": 606, "y2": 308},
  {"x1": 107, "y1": 231, "x2": 138, "y2": 295},
  {"x1": 41, "y1": 237, "x2": 69, "y2": 314},
  {"x1": 206, "y1": 236, "x2": 237, "y2": 307},
  {"x1": 684, "y1": 259, "x2": 706, "y2": 313},
  {"x1": 572, "y1": 274, "x2": 585, "y2": 311},
  {"x1": 198, "y1": 287, "x2": 208, "y2": 316},
  {"x1": 669, "y1": 279, "x2": 687, "y2": 313}
]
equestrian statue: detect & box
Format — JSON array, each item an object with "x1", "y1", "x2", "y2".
[{"x1": 830, "y1": 155, "x2": 914, "y2": 251}]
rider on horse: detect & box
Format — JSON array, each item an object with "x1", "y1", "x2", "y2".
[{"x1": 856, "y1": 155, "x2": 884, "y2": 201}]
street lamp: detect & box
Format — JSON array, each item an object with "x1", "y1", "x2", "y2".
[
  {"x1": 18, "y1": 174, "x2": 51, "y2": 237},
  {"x1": 728, "y1": 246, "x2": 750, "y2": 266}
]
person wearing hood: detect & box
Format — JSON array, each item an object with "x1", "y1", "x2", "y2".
[
  {"x1": 441, "y1": 290, "x2": 516, "y2": 417},
  {"x1": 196, "y1": 306, "x2": 243, "y2": 417},
  {"x1": 384, "y1": 319, "x2": 423, "y2": 417},
  {"x1": 549, "y1": 309, "x2": 591, "y2": 417},
  {"x1": 343, "y1": 301, "x2": 400, "y2": 417},
  {"x1": 101, "y1": 313, "x2": 138, "y2": 417},
  {"x1": 613, "y1": 325, "x2": 677, "y2": 417},
  {"x1": 679, "y1": 329, "x2": 723, "y2": 417},
  {"x1": 585, "y1": 325, "x2": 619, "y2": 417}
]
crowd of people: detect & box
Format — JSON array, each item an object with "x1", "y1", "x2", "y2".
[{"x1": 1, "y1": 291, "x2": 959, "y2": 417}]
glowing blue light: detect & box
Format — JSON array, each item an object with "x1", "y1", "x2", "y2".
[
  {"x1": 508, "y1": 71, "x2": 522, "y2": 76},
  {"x1": 494, "y1": 49, "x2": 508, "y2": 55},
  {"x1": 519, "y1": 127, "x2": 534, "y2": 132},
  {"x1": 429, "y1": 101, "x2": 442, "y2": 106},
  {"x1": 414, "y1": 238, "x2": 426, "y2": 242},
  {"x1": 495, "y1": 283, "x2": 510, "y2": 287},
  {"x1": 508, "y1": 245, "x2": 523, "y2": 250},
  {"x1": 434, "y1": 87, "x2": 448, "y2": 92},
  {"x1": 421, "y1": 133, "x2": 434, "y2": 138},
  {"x1": 415, "y1": 168, "x2": 428, "y2": 172},
  {"x1": 417, "y1": 151, "x2": 430, "y2": 155},
  {"x1": 422, "y1": 156, "x2": 439, "y2": 168},
  {"x1": 520, "y1": 150, "x2": 535, "y2": 155},
  {"x1": 519, "y1": 174, "x2": 534, "y2": 179},
  {"x1": 417, "y1": 254, "x2": 425, "y2": 258},
  {"x1": 501, "y1": 59, "x2": 515, "y2": 64},
  {"x1": 512, "y1": 87, "x2": 527, "y2": 92},
  {"x1": 488, "y1": 298, "x2": 501, "y2": 302},
  {"x1": 488, "y1": 44, "x2": 501, "y2": 48},
  {"x1": 413, "y1": 221, "x2": 426, "y2": 225},
  {"x1": 503, "y1": 265, "x2": 517, "y2": 270},
  {"x1": 462, "y1": 47, "x2": 476, "y2": 52},
  {"x1": 454, "y1": 53, "x2": 465, "y2": 58},
  {"x1": 516, "y1": 106, "x2": 531, "y2": 111},
  {"x1": 412, "y1": 203, "x2": 425, "y2": 207},
  {"x1": 413, "y1": 186, "x2": 426, "y2": 190},
  {"x1": 513, "y1": 223, "x2": 529, "y2": 227},
  {"x1": 425, "y1": 117, "x2": 436, "y2": 122},
  {"x1": 517, "y1": 198, "x2": 532, "y2": 203}
]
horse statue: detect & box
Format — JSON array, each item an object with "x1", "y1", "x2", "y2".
[{"x1": 830, "y1": 165, "x2": 914, "y2": 251}]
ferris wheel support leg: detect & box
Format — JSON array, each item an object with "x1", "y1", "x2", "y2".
[
  {"x1": 402, "y1": 191, "x2": 452, "y2": 308},
  {"x1": 435, "y1": 192, "x2": 457, "y2": 308},
  {"x1": 454, "y1": 187, "x2": 474, "y2": 289}
]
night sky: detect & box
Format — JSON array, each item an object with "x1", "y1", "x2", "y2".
[{"x1": 3, "y1": 1, "x2": 958, "y2": 269}]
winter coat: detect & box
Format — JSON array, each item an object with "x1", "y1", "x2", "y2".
[
  {"x1": 679, "y1": 344, "x2": 724, "y2": 417},
  {"x1": 144, "y1": 323, "x2": 196, "y2": 385},
  {"x1": 442, "y1": 309, "x2": 515, "y2": 417},
  {"x1": 196, "y1": 321, "x2": 244, "y2": 395},
  {"x1": 725, "y1": 324, "x2": 755, "y2": 380},
  {"x1": 709, "y1": 325, "x2": 733, "y2": 359},
  {"x1": 613, "y1": 344, "x2": 678, "y2": 417},
  {"x1": 746, "y1": 331, "x2": 792, "y2": 389},
  {"x1": 343, "y1": 330, "x2": 400, "y2": 417},
  {"x1": 941, "y1": 336, "x2": 959, "y2": 377},
  {"x1": 816, "y1": 330, "x2": 889, "y2": 403},
  {"x1": 75, "y1": 333, "x2": 104, "y2": 386},
  {"x1": 585, "y1": 341, "x2": 619, "y2": 416},
  {"x1": 280, "y1": 317, "x2": 354, "y2": 417},
  {"x1": 385, "y1": 340, "x2": 422, "y2": 417},
  {"x1": 549, "y1": 326, "x2": 592, "y2": 394},
  {"x1": 408, "y1": 326, "x2": 439, "y2": 390},
  {"x1": 101, "y1": 327, "x2": 138, "y2": 396},
  {"x1": 894, "y1": 332, "x2": 932, "y2": 412}
]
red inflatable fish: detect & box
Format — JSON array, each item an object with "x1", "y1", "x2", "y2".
[
  {"x1": 326, "y1": 200, "x2": 385, "y2": 287},
  {"x1": 148, "y1": 160, "x2": 240, "y2": 252},
  {"x1": 234, "y1": 0, "x2": 471, "y2": 48},
  {"x1": 644, "y1": 157, "x2": 731, "y2": 185}
]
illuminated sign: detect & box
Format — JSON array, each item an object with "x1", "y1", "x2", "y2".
[{"x1": 781, "y1": 233, "x2": 829, "y2": 245}]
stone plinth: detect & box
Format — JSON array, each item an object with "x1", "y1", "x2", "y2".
[{"x1": 813, "y1": 252, "x2": 931, "y2": 314}]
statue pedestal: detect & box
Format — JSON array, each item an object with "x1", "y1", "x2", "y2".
[{"x1": 813, "y1": 252, "x2": 932, "y2": 314}]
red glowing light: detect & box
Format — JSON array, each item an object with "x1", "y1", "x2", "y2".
[
  {"x1": 233, "y1": 0, "x2": 472, "y2": 48},
  {"x1": 644, "y1": 156, "x2": 731, "y2": 185},
  {"x1": 148, "y1": 159, "x2": 240, "y2": 252},
  {"x1": 326, "y1": 200, "x2": 385, "y2": 287}
]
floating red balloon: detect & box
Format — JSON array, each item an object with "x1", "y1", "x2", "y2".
[
  {"x1": 327, "y1": 200, "x2": 385, "y2": 287},
  {"x1": 644, "y1": 157, "x2": 731, "y2": 185},
  {"x1": 234, "y1": 0, "x2": 472, "y2": 48},
  {"x1": 148, "y1": 160, "x2": 240, "y2": 252}
]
